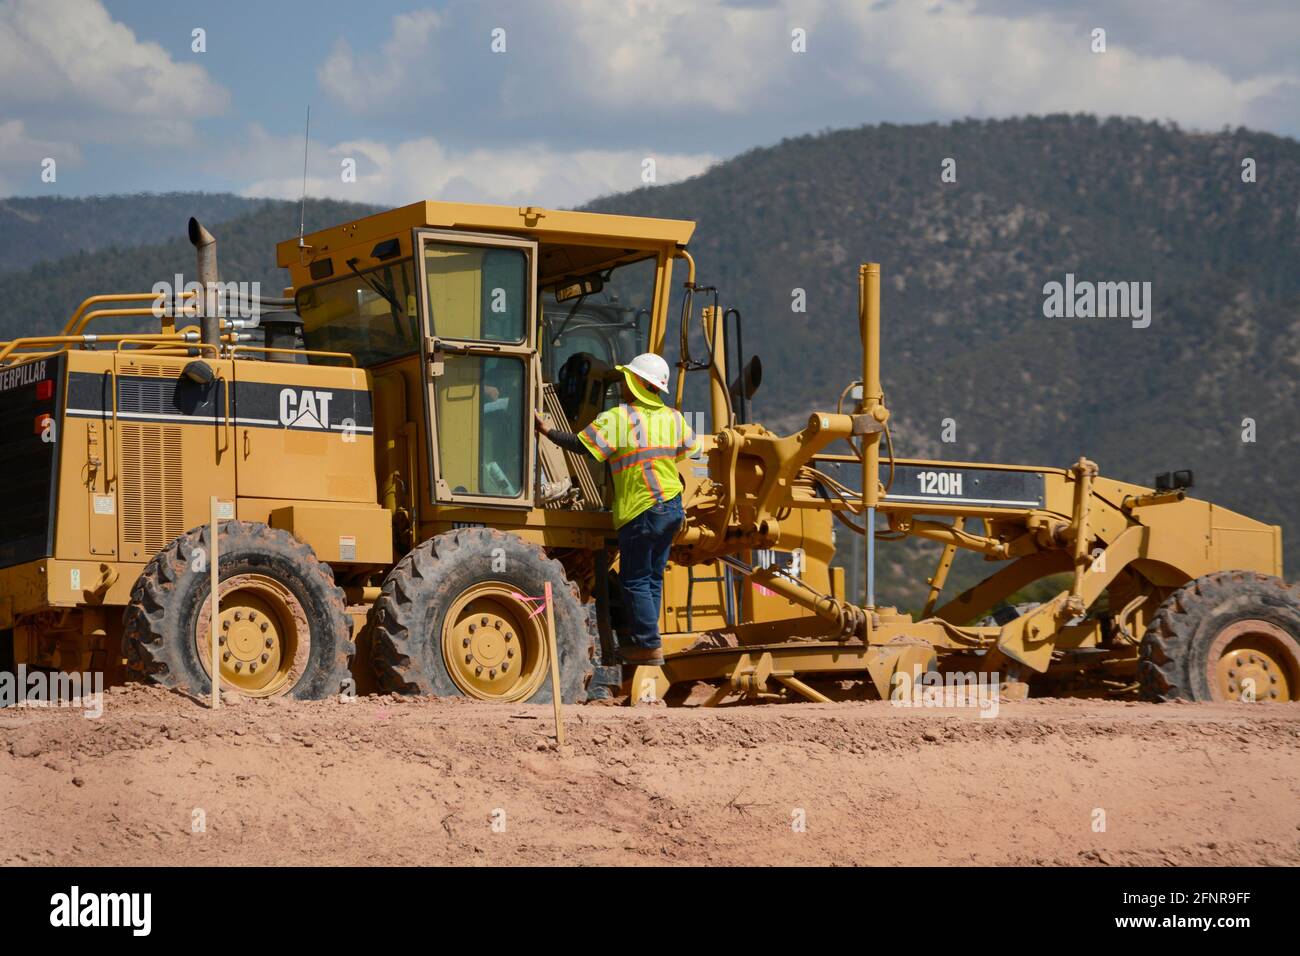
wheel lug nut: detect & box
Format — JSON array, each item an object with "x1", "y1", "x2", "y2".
[
  {"x1": 465, "y1": 653, "x2": 473, "y2": 664},
  {"x1": 1228, "y1": 669, "x2": 1235, "y2": 677},
  {"x1": 221, "y1": 620, "x2": 230, "y2": 630},
  {"x1": 463, "y1": 637, "x2": 471, "y2": 647},
  {"x1": 234, "y1": 610, "x2": 243, "y2": 621},
  {"x1": 249, "y1": 663, "x2": 257, "y2": 673},
  {"x1": 218, "y1": 635, "x2": 226, "y2": 646},
  {"x1": 507, "y1": 648, "x2": 514, "y2": 658},
  {"x1": 1269, "y1": 690, "x2": 1278, "y2": 699},
  {"x1": 261, "y1": 653, "x2": 269, "y2": 663},
  {"x1": 494, "y1": 620, "x2": 502, "y2": 630},
  {"x1": 489, "y1": 669, "x2": 496, "y2": 679},
  {"x1": 1270, "y1": 675, "x2": 1278, "y2": 684},
  {"x1": 222, "y1": 651, "x2": 231, "y2": 662},
  {"x1": 265, "y1": 638, "x2": 273, "y2": 648},
  {"x1": 260, "y1": 622, "x2": 269, "y2": 632},
  {"x1": 234, "y1": 661, "x2": 242, "y2": 672},
  {"x1": 249, "y1": 610, "x2": 257, "y2": 621},
  {"x1": 468, "y1": 623, "x2": 476, "y2": 634},
  {"x1": 480, "y1": 616, "x2": 488, "y2": 627},
  {"x1": 501, "y1": 662, "x2": 509, "y2": 672},
  {"x1": 475, "y1": 666, "x2": 482, "y2": 676},
  {"x1": 504, "y1": 633, "x2": 513, "y2": 643}
]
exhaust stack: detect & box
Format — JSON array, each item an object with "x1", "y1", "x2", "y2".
[{"x1": 188, "y1": 217, "x2": 219, "y2": 347}]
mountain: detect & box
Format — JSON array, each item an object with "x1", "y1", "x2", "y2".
[
  {"x1": 1, "y1": 115, "x2": 1296, "y2": 607},
  {"x1": 0, "y1": 193, "x2": 266, "y2": 275}
]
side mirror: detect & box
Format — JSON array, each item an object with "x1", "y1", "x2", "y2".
[{"x1": 729, "y1": 355, "x2": 763, "y2": 404}]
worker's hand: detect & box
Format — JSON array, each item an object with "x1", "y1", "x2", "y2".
[{"x1": 533, "y1": 410, "x2": 549, "y2": 437}]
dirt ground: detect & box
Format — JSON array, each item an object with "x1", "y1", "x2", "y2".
[{"x1": 2, "y1": 685, "x2": 1298, "y2": 866}]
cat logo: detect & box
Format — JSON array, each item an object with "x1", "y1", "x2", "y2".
[{"x1": 279, "y1": 388, "x2": 334, "y2": 430}]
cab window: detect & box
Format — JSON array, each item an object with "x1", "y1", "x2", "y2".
[
  {"x1": 424, "y1": 243, "x2": 527, "y2": 343},
  {"x1": 296, "y1": 259, "x2": 419, "y2": 367}
]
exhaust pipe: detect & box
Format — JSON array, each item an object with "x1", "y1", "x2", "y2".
[{"x1": 188, "y1": 217, "x2": 219, "y2": 347}]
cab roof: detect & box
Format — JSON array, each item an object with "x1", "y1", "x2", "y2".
[{"x1": 277, "y1": 199, "x2": 696, "y2": 289}]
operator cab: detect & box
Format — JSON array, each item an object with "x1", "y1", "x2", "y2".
[{"x1": 277, "y1": 201, "x2": 691, "y2": 523}]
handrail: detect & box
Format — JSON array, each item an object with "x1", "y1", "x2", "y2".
[
  {"x1": 62, "y1": 291, "x2": 197, "y2": 336},
  {"x1": 0, "y1": 332, "x2": 200, "y2": 365},
  {"x1": 70, "y1": 305, "x2": 200, "y2": 337},
  {"x1": 229, "y1": 344, "x2": 357, "y2": 367},
  {"x1": 113, "y1": 337, "x2": 219, "y2": 356},
  {"x1": 212, "y1": 370, "x2": 232, "y2": 455}
]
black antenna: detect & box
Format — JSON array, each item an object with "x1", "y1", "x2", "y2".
[{"x1": 298, "y1": 105, "x2": 311, "y2": 249}]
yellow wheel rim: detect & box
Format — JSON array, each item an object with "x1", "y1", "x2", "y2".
[
  {"x1": 196, "y1": 573, "x2": 310, "y2": 697},
  {"x1": 1209, "y1": 619, "x2": 1300, "y2": 702},
  {"x1": 441, "y1": 581, "x2": 548, "y2": 702}
]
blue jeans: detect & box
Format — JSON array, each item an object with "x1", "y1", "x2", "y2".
[{"x1": 617, "y1": 494, "x2": 684, "y2": 649}]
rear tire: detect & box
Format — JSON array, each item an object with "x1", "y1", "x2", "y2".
[
  {"x1": 1137, "y1": 571, "x2": 1300, "y2": 702},
  {"x1": 370, "y1": 528, "x2": 595, "y2": 703},
  {"x1": 122, "y1": 521, "x2": 354, "y2": 700}
]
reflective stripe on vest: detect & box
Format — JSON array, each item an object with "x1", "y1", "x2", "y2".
[{"x1": 578, "y1": 401, "x2": 697, "y2": 528}]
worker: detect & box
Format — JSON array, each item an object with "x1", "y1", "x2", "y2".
[{"x1": 534, "y1": 353, "x2": 699, "y2": 666}]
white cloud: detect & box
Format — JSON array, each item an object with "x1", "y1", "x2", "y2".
[
  {"x1": 0, "y1": 0, "x2": 229, "y2": 146},
  {"x1": 318, "y1": 9, "x2": 443, "y2": 111},
  {"x1": 534, "y1": 0, "x2": 793, "y2": 114},
  {"x1": 852, "y1": 1, "x2": 1298, "y2": 130},
  {"x1": 316, "y1": 0, "x2": 1299, "y2": 137},
  {"x1": 227, "y1": 125, "x2": 716, "y2": 208},
  {"x1": 0, "y1": 120, "x2": 83, "y2": 195}
]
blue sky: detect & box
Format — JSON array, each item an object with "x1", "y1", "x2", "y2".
[{"x1": 2, "y1": 0, "x2": 1297, "y2": 206}]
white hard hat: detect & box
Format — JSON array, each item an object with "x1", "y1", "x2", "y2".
[{"x1": 619, "y1": 352, "x2": 670, "y2": 393}]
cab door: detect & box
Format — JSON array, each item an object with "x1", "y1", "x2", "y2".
[{"x1": 414, "y1": 229, "x2": 538, "y2": 510}]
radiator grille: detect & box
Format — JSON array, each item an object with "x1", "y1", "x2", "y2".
[
  {"x1": 118, "y1": 378, "x2": 171, "y2": 413},
  {"x1": 120, "y1": 423, "x2": 185, "y2": 555},
  {"x1": 123, "y1": 362, "x2": 172, "y2": 378}
]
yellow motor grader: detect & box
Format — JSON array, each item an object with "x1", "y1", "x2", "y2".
[{"x1": 0, "y1": 200, "x2": 1295, "y2": 706}]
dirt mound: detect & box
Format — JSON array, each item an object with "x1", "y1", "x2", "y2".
[{"x1": 2, "y1": 687, "x2": 1298, "y2": 866}]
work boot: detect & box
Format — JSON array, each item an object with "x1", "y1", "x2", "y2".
[{"x1": 619, "y1": 645, "x2": 665, "y2": 666}]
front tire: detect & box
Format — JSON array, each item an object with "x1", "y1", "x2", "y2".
[
  {"x1": 370, "y1": 528, "x2": 595, "y2": 703},
  {"x1": 122, "y1": 521, "x2": 354, "y2": 700},
  {"x1": 1138, "y1": 572, "x2": 1300, "y2": 702}
]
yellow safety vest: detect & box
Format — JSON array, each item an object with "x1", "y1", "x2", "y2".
[{"x1": 578, "y1": 401, "x2": 700, "y2": 528}]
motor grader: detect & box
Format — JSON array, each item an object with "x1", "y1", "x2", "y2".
[{"x1": 0, "y1": 200, "x2": 1296, "y2": 707}]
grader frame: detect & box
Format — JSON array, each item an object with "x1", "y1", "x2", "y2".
[{"x1": 0, "y1": 200, "x2": 1286, "y2": 707}]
